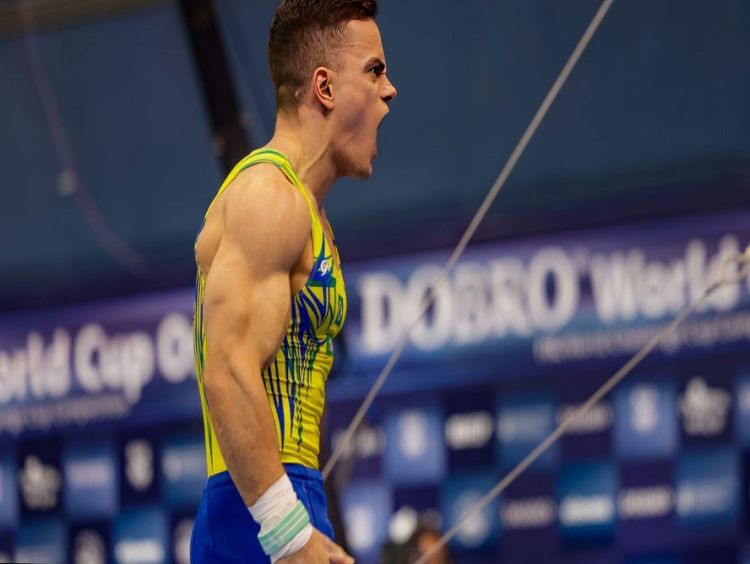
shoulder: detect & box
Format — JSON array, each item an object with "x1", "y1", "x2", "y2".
[{"x1": 221, "y1": 164, "x2": 311, "y2": 271}]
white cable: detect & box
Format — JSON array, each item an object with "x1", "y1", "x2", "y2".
[
  {"x1": 413, "y1": 248, "x2": 750, "y2": 564},
  {"x1": 323, "y1": 0, "x2": 616, "y2": 482}
]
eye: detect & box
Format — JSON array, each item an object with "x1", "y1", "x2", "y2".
[{"x1": 368, "y1": 64, "x2": 385, "y2": 77}]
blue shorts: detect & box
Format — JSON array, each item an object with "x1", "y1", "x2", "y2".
[{"x1": 190, "y1": 464, "x2": 334, "y2": 563}]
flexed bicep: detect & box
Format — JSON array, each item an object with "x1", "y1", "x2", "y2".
[{"x1": 194, "y1": 169, "x2": 312, "y2": 505}]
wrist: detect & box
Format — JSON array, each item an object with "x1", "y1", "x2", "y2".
[{"x1": 248, "y1": 474, "x2": 312, "y2": 561}]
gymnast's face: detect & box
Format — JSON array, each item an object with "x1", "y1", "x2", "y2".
[{"x1": 328, "y1": 18, "x2": 397, "y2": 179}]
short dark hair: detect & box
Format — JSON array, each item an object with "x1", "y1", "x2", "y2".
[{"x1": 268, "y1": 0, "x2": 378, "y2": 112}]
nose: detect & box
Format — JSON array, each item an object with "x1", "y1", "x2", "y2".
[{"x1": 382, "y1": 76, "x2": 397, "y2": 103}]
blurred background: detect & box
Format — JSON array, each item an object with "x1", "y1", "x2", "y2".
[{"x1": 1, "y1": 0, "x2": 750, "y2": 562}]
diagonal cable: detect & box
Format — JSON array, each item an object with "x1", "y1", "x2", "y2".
[{"x1": 323, "y1": 0, "x2": 616, "y2": 481}]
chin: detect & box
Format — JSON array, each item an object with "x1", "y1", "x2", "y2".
[{"x1": 349, "y1": 160, "x2": 373, "y2": 180}]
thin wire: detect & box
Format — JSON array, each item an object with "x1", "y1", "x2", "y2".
[
  {"x1": 413, "y1": 248, "x2": 750, "y2": 564},
  {"x1": 19, "y1": 0, "x2": 148, "y2": 275},
  {"x1": 323, "y1": 0, "x2": 616, "y2": 482}
]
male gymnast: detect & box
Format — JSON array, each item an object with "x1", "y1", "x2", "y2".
[{"x1": 191, "y1": 0, "x2": 397, "y2": 561}]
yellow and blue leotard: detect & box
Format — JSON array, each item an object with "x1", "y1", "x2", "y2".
[{"x1": 193, "y1": 148, "x2": 347, "y2": 474}]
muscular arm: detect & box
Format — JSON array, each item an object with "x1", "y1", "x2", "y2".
[{"x1": 201, "y1": 173, "x2": 310, "y2": 506}]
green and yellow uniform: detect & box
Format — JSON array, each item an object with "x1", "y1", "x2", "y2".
[{"x1": 193, "y1": 148, "x2": 347, "y2": 474}]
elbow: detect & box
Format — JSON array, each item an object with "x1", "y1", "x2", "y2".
[
  {"x1": 202, "y1": 363, "x2": 230, "y2": 409},
  {"x1": 203, "y1": 347, "x2": 263, "y2": 405}
]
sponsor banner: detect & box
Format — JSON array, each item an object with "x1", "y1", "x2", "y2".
[
  {"x1": 557, "y1": 460, "x2": 617, "y2": 542},
  {"x1": 558, "y1": 379, "x2": 613, "y2": 460},
  {"x1": 328, "y1": 402, "x2": 385, "y2": 479},
  {"x1": 119, "y1": 433, "x2": 161, "y2": 505},
  {"x1": 496, "y1": 394, "x2": 557, "y2": 472},
  {"x1": 113, "y1": 506, "x2": 169, "y2": 564},
  {"x1": 160, "y1": 435, "x2": 205, "y2": 509},
  {"x1": 68, "y1": 522, "x2": 110, "y2": 564},
  {"x1": 676, "y1": 448, "x2": 740, "y2": 532},
  {"x1": 500, "y1": 472, "x2": 557, "y2": 533},
  {"x1": 444, "y1": 388, "x2": 495, "y2": 470},
  {"x1": 170, "y1": 513, "x2": 194, "y2": 564},
  {"x1": 735, "y1": 369, "x2": 750, "y2": 446},
  {"x1": 0, "y1": 451, "x2": 17, "y2": 528},
  {"x1": 622, "y1": 556, "x2": 680, "y2": 564},
  {"x1": 63, "y1": 441, "x2": 117, "y2": 519},
  {"x1": 341, "y1": 481, "x2": 391, "y2": 564},
  {"x1": 0, "y1": 530, "x2": 12, "y2": 562},
  {"x1": 557, "y1": 549, "x2": 619, "y2": 564},
  {"x1": 499, "y1": 471, "x2": 558, "y2": 561},
  {"x1": 678, "y1": 371, "x2": 733, "y2": 446},
  {"x1": 682, "y1": 545, "x2": 738, "y2": 563},
  {"x1": 383, "y1": 398, "x2": 446, "y2": 485},
  {"x1": 15, "y1": 517, "x2": 67, "y2": 563},
  {"x1": 614, "y1": 379, "x2": 678, "y2": 460},
  {"x1": 343, "y1": 209, "x2": 750, "y2": 375},
  {"x1": 441, "y1": 472, "x2": 501, "y2": 551},
  {"x1": 0, "y1": 288, "x2": 199, "y2": 439},
  {"x1": 616, "y1": 462, "x2": 676, "y2": 550},
  {"x1": 18, "y1": 439, "x2": 62, "y2": 516},
  {"x1": 2, "y1": 210, "x2": 749, "y2": 432},
  {"x1": 390, "y1": 485, "x2": 441, "y2": 545}
]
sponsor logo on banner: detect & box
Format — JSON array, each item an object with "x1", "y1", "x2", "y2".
[
  {"x1": 387, "y1": 506, "x2": 419, "y2": 544},
  {"x1": 618, "y1": 485, "x2": 674, "y2": 520},
  {"x1": 0, "y1": 454, "x2": 18, "y2": 527},
  {"x1": 113, "y1": 507, "x2": 168, "y2": 564},
  {"x1": 15, "y1": 518, "x2": 67, "y2": 563},
  {"x1": 557, "y1": 461, "x2": 617, "y2": 540},
  {"x1": 676, "y1": 448, "x2": 740, "y2": 529},
  {"x1": 557, "y1": 402, "x2": 613, "y2": 435},
  {"x1": 734, "y1": 371, "x2": 750, "y2": 445},
  {"x1": 384, "y1": 402, "x2": 445, "y2": 484},
  {"x1": 631, "y1": 385, "x2": 660, "y2": 433},
  {"x1": 445, "y1": 411, "x2": 494, "y2": 450},
  {"x1": 614, "y1": 382, "x2": 677, "y2": 459},
  {"x1": 454, "y1": 491, "x2": 490, "y2": 545},
  {"x1": 172, "y1": 517, "x2": 193, "y2": 564},
  {"x1": 63, "y1": 443, "x2": 117, "y2": 519},
  {"x1": 161, "y1": 436, "x2": 206, "y2": 509},
  {"x1": 679, "y1": 377, "x2": 731, "y2": 437},
  {"x1": 441, "y1": 473, "x2": 500, "y2": 550},
  {"x1": 497, "y1": 395, "x2": 557, "y2": 471},
  {"x1": 125, "y1": 439, "x2": 154, "y2": 492},
  {"x1": 398, "y1": 411, "x2": 430, "y2": 459},
  {"x1": 72, "y1": 529, "x2": 107, "y2": 564},
  {"x1": 331, "y1": 425, "x2": 386, "y2": 460},
  {"x1": 20, "y1": 455, "x2": 61, "y2": 511},
  {"x1": 342, "y1": 481, "x2": 391, "y2": 561},
  {"x1": 500, "y1": 497, "x2": 556, "y2": 530}
]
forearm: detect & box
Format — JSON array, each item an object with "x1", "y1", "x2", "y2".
[{"x1": 205, "y1": 363, "x2": 285, "y2": 505}]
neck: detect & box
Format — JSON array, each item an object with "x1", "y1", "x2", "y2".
[{"x1": 264, "y1": 110, "x2": 338, "y2": 210}]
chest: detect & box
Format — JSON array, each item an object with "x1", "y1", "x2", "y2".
[{"x1": 289, "y1": 232, "x2": 347, "y2": 340}]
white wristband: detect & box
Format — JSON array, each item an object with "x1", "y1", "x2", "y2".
[
  {"x1": 248, "y1": 474, "x2": 312, "y2": 561},
  {"x1": 270, "y1": 521, "x2": 313, "y2": 562}
]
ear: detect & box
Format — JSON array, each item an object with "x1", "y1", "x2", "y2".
[{"x1": 312, "y1": 67, "x2": 335, "y2": 110}]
